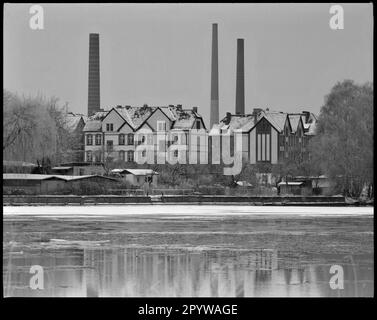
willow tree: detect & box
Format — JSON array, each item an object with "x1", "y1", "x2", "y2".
[{"x1": 309, "y1": 80, "x2": 373, "y2": 197}]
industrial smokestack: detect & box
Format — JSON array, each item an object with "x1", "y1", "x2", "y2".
[
  {"x1": 210, "y1": 23, "x2": 219, "y2": 128},
  {"x1": 88, "y1": 33, "x2": 100, "y2": 116},
  {"x1": 235, "y1": 38, "x2": 245, "y2": 115}
]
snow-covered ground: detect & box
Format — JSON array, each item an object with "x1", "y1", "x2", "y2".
[{"x1": 3, "y1": 205, "x2": 373, "y2": 216}]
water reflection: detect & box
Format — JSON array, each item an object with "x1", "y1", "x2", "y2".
[{"x1": 3, "y1": 246, "x2": 373, "y2": 297}]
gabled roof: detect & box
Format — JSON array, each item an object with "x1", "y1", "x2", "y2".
[
  {"x1": 65, "y1": 113, "x2": 84, "y2": 132},
  {"x1": 83, "y1": 111, "x2": 109, "y2": 132},
  {"x1": 210, "y1": 108, "x2": 318, "y2": 136},
  {"x1": 117, "y1": 105, "x2": 154, "y2": 130},
  {"x1": 288, "y1": 114, "x2": 302, "y2": 133},
  {"x1": 262, "y1": 111, "x2": 287, "y2": 132},
  {"x1": 83, "y1": 105, "x2": 204, "y2": 133}
]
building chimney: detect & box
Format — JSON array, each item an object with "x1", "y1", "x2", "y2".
[
  {"x1": 302, "y1": 111, "x2": 310, "y2": 123},
  {"x1": 210, "y1": 23, "x2": 219, "y2": 128},
  {"x1": 252, "y1": 108, "x2": 262, "y2": 123},
  {"x1": 235, "y1": 38, "x2": 245, "y2": 115},
  {"x1": 224, "y1": 112, "x2": 232, "y2": 125},
  {"x1": 88, "y1": 33, "x2": 100, "y2": 116},
  {"x1": 192, "y1": 106, "x2": 198, "y2": 113}
]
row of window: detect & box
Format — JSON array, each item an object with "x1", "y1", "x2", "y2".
[
  {"x1": 86, "y1": 149, "x2": 180, "y2": 162},
  {"x1": 86, "y1": 134, "x2": 102, "y2": 146},
  {"x1": 86, "y1": 133, "x2": 183, "y2": 146},
  {"x1": 87, "y1": 133, "x2": 135, "y2": 146}
]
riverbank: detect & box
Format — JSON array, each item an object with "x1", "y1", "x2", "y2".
[{"x1": 2, "y1": 194, "x2": 372, "y2": 206}]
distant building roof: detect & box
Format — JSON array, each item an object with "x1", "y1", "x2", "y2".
[
  {"x1": 278, "y1": 181, "x2": 304, "y2": 186},
  {"x1": 305, "y1": 121, "x2": 317, "y2": 136},
  {"x1": 261, "y1": 111, "x2": 287, "y2": 132},
  {"x1": 209, "y1": 114, "x2": 255, "y2": 134},
  {"x1": 3, "y1": 174, "x2": 66, "y2": 181},
  {"x1": 3, "y1": 173, "x2": 117, "y2": 182},
  {"x1": 65, "y1": 113, "x2": 85, "y2": 132},
  {"x1": 3, "y1": 161, "x2": 38, "y2": 167},
  {"x1": 111, "y1": 169, "x2": 158, "y2": 176},
  {"x1": 210, "y1": 108, "x2": 318, "y2": 136},
  {"x1": 51, "y1": 166, "x2": 73, "y2": 170},
  {"x1": 83, "y1": 120, "x2": 103, "y2": 132},
  {"x1": 84, "y1": 105, "x2": 204, "y2": 132}
]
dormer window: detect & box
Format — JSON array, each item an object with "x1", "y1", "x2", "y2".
[
  {"x1": 106, "y1": 123, "x2": 114, "y2": 132},
  {"x1": 157, "y1": 121, "x2": 166, "y2": 131},
  {"x1": 196, "y1": 120, "x2": 201, "y2": 129}
]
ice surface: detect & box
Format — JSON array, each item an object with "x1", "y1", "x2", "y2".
[{"x1": 3, "y1": 205, "x2": 373, "y2": 216}]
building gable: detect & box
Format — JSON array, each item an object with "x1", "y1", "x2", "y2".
[
  {"x1": 118, "y1": 120, "x2": 134, "y2": 133},
  {"x1": 102, "y1": 108, "x2": 128, "y2": 132},
  {"x1": 297, "y1": 117, "x2": 304, "y2": 137},
  {"x1": 283, "y1": 116, "x2": 292, "y2": 135},
  {"x1": 191, "y1": 117, "x2": 206, "y2": 130},
  {"x1": 145, "y1": 107, "x2": 172, "y2": 131}
]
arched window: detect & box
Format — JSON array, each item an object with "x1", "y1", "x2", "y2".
[
  {"x1": 127, "y1": 133, "x2": 134, "y2": 145},
  {"x1": 119, "y1": 134, "x2": 125, "y2": 145}
]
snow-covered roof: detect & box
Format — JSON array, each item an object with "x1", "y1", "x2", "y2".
[
  {"x1": 278, "y1": 181, "x2": 304, "y2": 186},
  {"x1": 65, "y1": 113, "x2": 85, "y2": 132},
  {"x1": 305, "y1": 121, "x2": 317, "y2": 136},
  {"x1": 83, "y1": 105, "x2": 203, "y2": 132},
  {"x1": 112, "y1": 169, "x2": 158, "y2": 176},
  {"x1": 3, "y1": 174, "x2": 66, "y2": 181},
  {"x1": 210, "y1": 108, "x2": 318, "y2": 136},
  {"x1": 83, "y1": 120, "x2": 102, "y2": 132},
  {"x1": 262, "y1": 111, "x2": 287, "y2": 132},
  {"x1": 3, "y1": 161, "x2": 37, "y2": 167},
  {"x1": 3, "y1": 173, "x2": 117, "y2": 182},
  {"x1": 210, "y1": 114, "x2": 255, "y2": 134}
]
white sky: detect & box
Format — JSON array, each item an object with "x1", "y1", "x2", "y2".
[{"x1": 4, "y1": 3, "x2": 373, "y2": 125}]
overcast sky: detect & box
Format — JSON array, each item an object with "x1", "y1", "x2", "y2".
[{"x1": 4, "y1": 3, "x2": 373, "y2": 125}]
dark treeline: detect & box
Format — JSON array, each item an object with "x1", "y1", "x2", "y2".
[{"x1": 3, "y1": 89, "x2": 82, "y2": 167}]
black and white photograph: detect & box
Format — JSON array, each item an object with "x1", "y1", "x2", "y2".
[{"x1": 3, "y1": 2, "x2": 373, "y2": 304}]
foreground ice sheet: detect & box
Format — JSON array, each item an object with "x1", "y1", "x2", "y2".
[
  {"x1": 3, "y1": 205, "x2": 374, "y2": 297},
  {"x1": 3, "y1": 205, "x2": 373, "y2": 216}
]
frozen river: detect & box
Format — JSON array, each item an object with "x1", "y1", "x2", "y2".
[{"x1": 3, "y1": 205, "x2": 374, "y2": 297}]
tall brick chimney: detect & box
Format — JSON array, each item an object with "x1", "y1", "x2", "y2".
[
  {"x1": 235, "y1": 38, "x2": 245, "y2": 115},
  {"x1": 210, "y1": 23, "x2": 219, "y2": 128},
  {"x1": 88, "y1": 33, "x2": 100, "y2": 116}
]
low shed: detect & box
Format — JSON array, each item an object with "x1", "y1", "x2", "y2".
[
  {"x1": 278, "y1": 181, "x2": 310, "y2": 196},
  {"x1": 3, "y1": 174, "x2": 119, "y2": 195},
  {"x1": 111, "y1": 169, "x2": 158, "y2": 187},
  {"x1": 3, "y1": 174, "x2": 67, "y2": 194}
]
